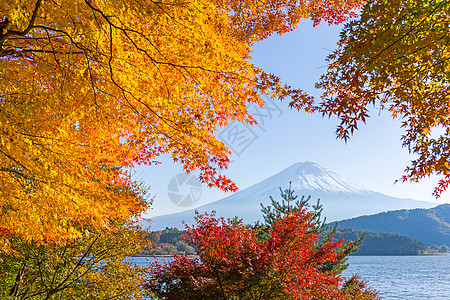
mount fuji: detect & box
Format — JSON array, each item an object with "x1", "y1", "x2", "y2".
[{"x1": 148, "y1": 162, "x2": 437, "y2": 230}]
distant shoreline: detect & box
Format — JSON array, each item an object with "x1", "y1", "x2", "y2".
[
  {"x1": 133, "y1": 254, "x2": 448, "y2": 258},
  {"x1": 133, "y1": 254, "x2": 199, "y2": 257}
]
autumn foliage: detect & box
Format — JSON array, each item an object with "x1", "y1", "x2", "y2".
[
  {"x1": 311, "y1": 0, "x2": 450, "y2": 197},
  {"x1": 0, "y1": 220, "x2": 148, "y2": 299},
  {"x1": 0, "y1": 0, "x2": 363, "y2": 250},
  {"x1": 146, "y1": 209, "x2": 379, "y2": 299}
]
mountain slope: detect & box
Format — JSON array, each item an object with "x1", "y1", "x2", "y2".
[
  {"x1": 148, "y1": 162, "x2": 436, "y2": 230},
  {"x1": 334, "y1": 204, "x2": 450, "y2": 246},
  {"x1": 333, "y1": 228, "x2": 427, "y2": 255}
]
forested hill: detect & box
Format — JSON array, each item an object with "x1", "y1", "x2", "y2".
[
  {"x1": 334, "y1": 204, "x2": 450, "y2": 246},
  {"x1": 334, "y1": 228, "x2": 426, "y2": 255}
]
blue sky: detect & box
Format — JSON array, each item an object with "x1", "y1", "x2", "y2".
[{"x1": 138, "y1": 20, "x2": 450, "y2": 218}]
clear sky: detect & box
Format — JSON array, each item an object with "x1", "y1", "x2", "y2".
[{"x1": 137, "y1": 20, "x2": 450, "y2": 218}]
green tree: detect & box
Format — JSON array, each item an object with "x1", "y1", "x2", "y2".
[
  {"x1": 159, "y1": 228, "x2": 184, "y2": 244},
  {"x1": 255, "y1": 183, "x2": 363, "y2": 274}
]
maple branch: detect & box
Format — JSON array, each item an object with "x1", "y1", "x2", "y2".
[
  {"x1": 394, "y1": 34, "x2": 448, "y2": 63},
  {"x1": 32, "y1": 25, "x2": 88, "y2": 52},
  {"x1": 83, "y1": 52, "x2": 101, "y2": 120},
  {"x1": 25, "y1": 49, "x2": 84, "y2": 55},
  {"x1": 0, "y1": 48, "x2": 83, "y2": 58},
  {"x1": 82, "y1": 0, "x2": 198, "y2": 148},
  {"x1": 0, "y1": 0, "x2": 43, "y2": 45},
  {"x1": 49, "y1": 244, "x2": 71, "y2": 288},
  {"x1": 361, "y1": 1, "x2": 445, "y2": 70},
  {"x1": 49, "y1": 234, "x2": 102, "y2": 296},
  {"x1": 0, "y1": 150, "x2": 33, "y2": 177},
  {"x1": 398, "y1": 57, "x2": 450, "y2": 91},
  {"x1": 85, "y1": 0, "x2": 260, "y2": 116},
  {"x1": 84, "y1": 0, "x2": 199, "y2": 69},
  {"x1": 8, "y1": 260, "x2": 27, "y2": 297}
]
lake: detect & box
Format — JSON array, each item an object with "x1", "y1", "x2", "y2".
[
  {"x1": 130, "y1": 255, "x2": 450, "y2": 299},
  {"x1": 342, "y1": 255, "x2": 450, "y2": 300}
]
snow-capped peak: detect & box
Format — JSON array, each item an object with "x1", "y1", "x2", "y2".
[{"x1": 263, "y1": 161, "x2": 367, "y2": 194}]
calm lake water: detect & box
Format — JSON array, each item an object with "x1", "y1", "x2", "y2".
[
  {"x1": 342, "y1": 255, "x2": 450, "y2": 300},
  {"x1": 130, "y1": 255, "x2": 450, "y2": 299}
]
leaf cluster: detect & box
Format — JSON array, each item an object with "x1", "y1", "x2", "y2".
[{"x1": 313, "y1": 0, "x2": 450, "y2": 197}]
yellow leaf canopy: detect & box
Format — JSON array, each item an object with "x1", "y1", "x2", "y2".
[{"x1": 0, "y1": 0, "x2": 362, "y2": 248}]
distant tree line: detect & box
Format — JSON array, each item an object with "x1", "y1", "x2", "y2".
[
  {"x1": 427, "y1": 244, "x2": 449, "y2": 254},
  {"x1": 332, "y1": 228, "x2": 427, "y2": 255},
  {"x1": 141, "y1": 227, "x2": 428, "y2": 256}
]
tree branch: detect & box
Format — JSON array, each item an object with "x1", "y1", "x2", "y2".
[{"x1": 0, "y1": 0, "x2": 43, "y2": 45}]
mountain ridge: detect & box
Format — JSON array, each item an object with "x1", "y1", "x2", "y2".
[{"x1": 334, "y1": 204, "x2": 450, "y2": 246}]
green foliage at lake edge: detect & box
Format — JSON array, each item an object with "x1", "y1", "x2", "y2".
[{"x1": 332, "y1": 228, "x2": 427, "y2": 255}]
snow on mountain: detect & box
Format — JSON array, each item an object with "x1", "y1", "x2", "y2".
[
  {"x1": 147, "y1": 162, "x2": 437, "y2": 230},
  {"x1": 261, "y1": 161, "x2": 367, "y2": 193}
]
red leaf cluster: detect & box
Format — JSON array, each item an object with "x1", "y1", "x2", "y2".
[{"x1": 146, "y1": 209, "x2": 374, "y2": 299}]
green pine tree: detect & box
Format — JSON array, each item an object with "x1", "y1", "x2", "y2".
[{"x1": 254, "y1": 183, "x2": 363, "y2": 274}]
